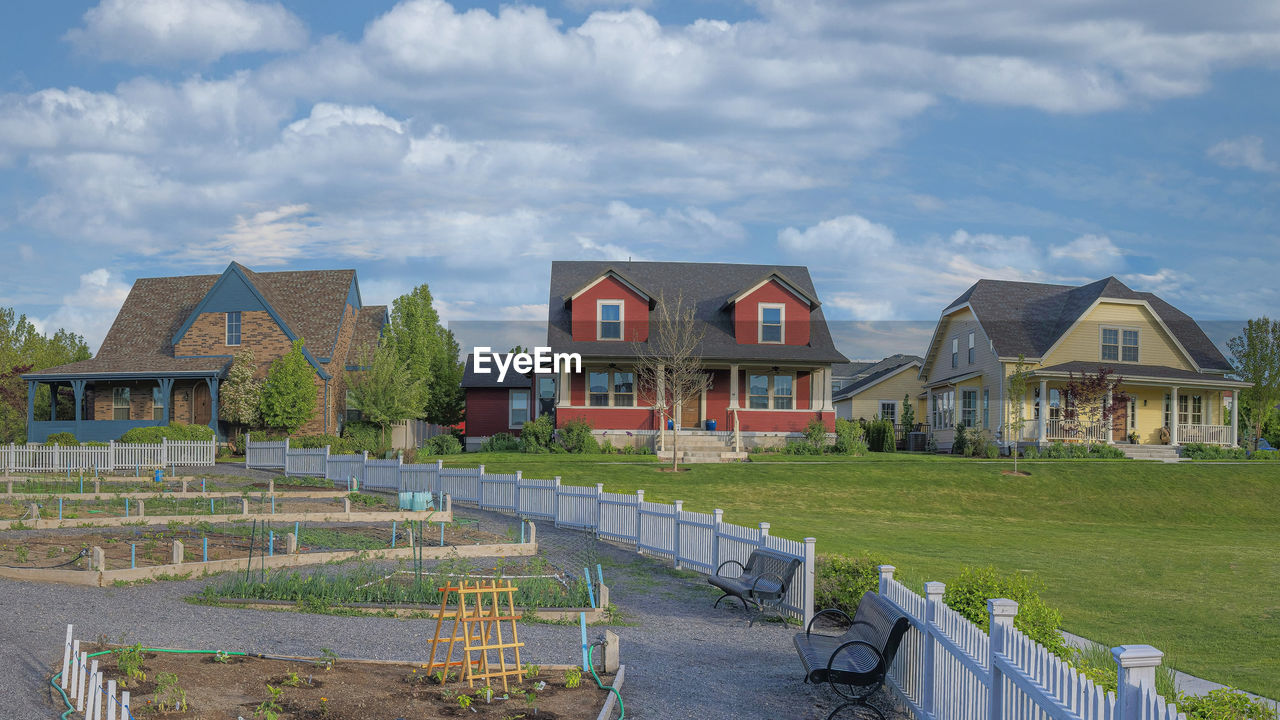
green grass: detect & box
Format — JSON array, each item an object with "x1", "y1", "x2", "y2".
[{"x1": 436, "y1": 451, "x2": 1279, "y2": 698}]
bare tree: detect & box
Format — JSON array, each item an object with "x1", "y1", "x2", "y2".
[
  {"x1": 633, "y1": 292, "x2": 711, "y2": 471},
  {"x1": 1004, "y1": 355, "x2": 1031, "y2": 473}
]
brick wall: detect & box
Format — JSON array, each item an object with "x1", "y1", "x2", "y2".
[{"x1": 175, "y1": 311, "x2": 294, "y2": 363}]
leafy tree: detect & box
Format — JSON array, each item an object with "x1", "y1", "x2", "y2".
[
  {"x1": 385, "y1": 283, "x2": 465, "y2": 424},
  {"x1": 425, "y1": 328, "x2": 464, "y2": 426},
  {"x1": 0, "y1": 308, "x2": 90, "y2": 442},
  {"x1": 259, "y1": 340, "x2": 316, "y2": 433},
  {"x1": 1227, "y1": 317, "x2": 1280, "y2": 449},
  {"x1": 1062, "y1": 367, "x2": 1130, "y2": 442},
  {"x1": 346, "y1": 344, "x2": 424, "y2": 446},
  {"x1": 219, "y1": 349, "x2": 262, "y2": 449},
  {"x1": 1005, "y1": 355, "x2": 1031, "y2": 472},
  {"x1": 900, "y1": 392, "x2": 915, "y2": 430}
]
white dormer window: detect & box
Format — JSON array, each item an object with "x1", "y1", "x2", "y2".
[
  {"x1": 1102, "y1": 326, "x2": 1139, "y2": 363},
  {"x1": 759, "y1": 304, "x2": 784, "y2": 343},
  {"x1": 968, "y1": 331, "x2": 975, "y2": 364},
  {"x1": 597, "y1": 301, "x2": 623, "y2": 340}
]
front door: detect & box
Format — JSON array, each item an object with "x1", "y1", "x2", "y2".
[
  {"x1": 1112, "y1": 403, "x2": 1127, "y2": 442},
  {"x1": 193, "y1": 383, "x2": 211, "y2": 426},
  {"x1": 679, "y1": 391, "x2": 701, "y2": 429}
]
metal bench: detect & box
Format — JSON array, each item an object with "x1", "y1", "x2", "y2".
[
  {"x1": 708, "y1": 548, "x2": 802, "y2": 626},
  {"x1": 793, "y1": 590, "x2": 910, "y2": 720}
]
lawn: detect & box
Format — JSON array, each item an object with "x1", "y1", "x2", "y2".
[{"x1": 422, "y1": 451, "x2": 1280, "y2": 698}]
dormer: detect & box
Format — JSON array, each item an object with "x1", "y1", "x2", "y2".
[
  {"x1": 724, "y1": 272, "x2": 819, "y2": 346},
  {"x1": 566, "y1": 268, "x2": 653, "y2": 342}
]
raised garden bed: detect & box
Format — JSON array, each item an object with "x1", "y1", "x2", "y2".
[{"x1": 56, "y1": 643, "x2": 620, "y2": 719}]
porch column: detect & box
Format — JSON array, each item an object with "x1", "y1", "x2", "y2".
[
  {"x1": 728, "y1": 364, "x2": 739, "y2": 409},
  {"x1": 26, "y1": 381, "x2": 36, "y2": 432},
  {"x1": 557, "y1": 365, "x2": 570, "y2": 408},
  {"x1": 1037, "y1": 379, "x2": 1048, "y2": 444},
  {"x1": 71, "y1": 381, "x2": 86, "y2": 438},
  {"x1": 156, "y1": 378, "x2": 175, "y2": 425},
  {"x1": 49, "y1": 382, "x2": 58, "y2": 421},
  {"x1": 206, "y1": 377, "x2": 220, "y2": 438},
  {"x1": 1105, "y1": 388, "x2": 1113, "y2": 444},
  {"x1": 1231, "y1": 391, "x2": 1239, "y2": 447},
  {"x1": 1170, "y1": 386, "x2": 1178, "y2": 445}
]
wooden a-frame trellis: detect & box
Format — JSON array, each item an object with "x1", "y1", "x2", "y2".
[{"x1": 426, "y1": 579, "x2": 525, "y2": 691}]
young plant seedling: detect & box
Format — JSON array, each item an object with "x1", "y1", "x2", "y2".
[
  {"x1": 564, "y1": 666, "x2": 582, "y2": 689},
  {"x1": 522, "y1": 662, "x2": 540, "y2": 679}
]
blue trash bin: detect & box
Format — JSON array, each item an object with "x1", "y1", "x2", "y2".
[
  {"x1": 706, "y1": 419, "x2": 717, "y2": 431},
  {"x1": 667, "y1": 419, "x2": 674, "y2": 430},
  {"x1": 153, "y1": 469, "x2": 163, "y2": 483}
]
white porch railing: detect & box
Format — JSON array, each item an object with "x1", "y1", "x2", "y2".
[
  {"x1": 0, "y1": 440, "x2": 215, "y2": 473},
  {"x1": 1021, "y1": 419, "x2": 1109, "y2": 444},
  {"x1": 1177, "y1": 425, "x2": 1233, "y2": 446},
  {"x1": 879, "y1": 566, "x2": 1185, "y2": 720},
  {"x1": 246, "y1": 439, "x2": 817, "y2": 623}
]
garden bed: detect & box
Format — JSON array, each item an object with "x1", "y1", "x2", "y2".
[{"x1": 57, "y1": 643, "x2": 617, "y2": 719}]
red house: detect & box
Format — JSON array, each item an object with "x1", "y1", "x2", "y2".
[
  {"x1": 546, "y1": 261, "x2": 847, "y2": 455},
  {"x1": 459, "y1": 353, "x2": 555, "y2": 451}
]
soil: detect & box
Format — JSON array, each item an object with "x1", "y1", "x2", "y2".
[
  {"x1": 60, "y1": 644, "x2": 610, "y2": 719},
  {"x1": 0, "y1": 494, "x2": 421, "y2": 523},
  {"x1": 0, "y1": 521, "x2": 510, "y2": 570}
]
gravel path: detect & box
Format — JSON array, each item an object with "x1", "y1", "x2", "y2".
[{"x1": 0, "y1": 466, "x2": 905, "y2": 719}]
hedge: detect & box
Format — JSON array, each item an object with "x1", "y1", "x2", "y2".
[{"x1": 119, "y1": 423, "x2": 215, "y2": 443}]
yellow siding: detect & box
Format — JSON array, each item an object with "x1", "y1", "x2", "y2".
[
  {"x1": 835, "y1": 368, "x2": 926, "y2": 422},
  {"x1": 1040, "y1": 301, "x2": 1195, "y2": 371}
]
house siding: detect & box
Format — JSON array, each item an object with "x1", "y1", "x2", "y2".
[
  {"x1": 1039, "y1": 302, "x2": 1196, "y2": 371},
  {"x1": 466, "y1": 388, "x2": 527, "y2": 439},
  {"x1": 570, "y1": 276, "x2": 649, "y2": 343},
  {"x1": 835, "y1": 368, "x2": 926, "y2": 423},
  {"x1": 922, "y1": 308, "x2": 1003, "y2": 448},
  {"x1": 733, "y1": 280, "x2": 811, "y2": 346}
]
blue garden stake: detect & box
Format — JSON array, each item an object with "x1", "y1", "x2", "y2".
[
  {"x1": 597, "y1": 563, "x2": 604, "y2": 589},
  {"x1": 59, "y1": 498, "x2": 63, "y2": 520},
  {"x1": 125, "y1": 499, "x2": 130, "y2": 518},
  {"x1": 520, "y1": 520, "x2": 526, "y2": 544},
  {"x1": 201, "y1": 479, "x2": 205, "y2": 493},
  {"x1": 203, "y1": 537, "x2": 208, "y2": 563},
  {"x1": 269, "y1": 530, "x2": 274, "y2": 557},
  {"x1": 210, "y1": 498, "x2": 215, "y2": 515},
  {"x1": 584, "y1": 567, "x2": 596, "y2": 609},
  {"x1": 271, "y1": 496, "x2": 276, "y2": 514},
  {"x1": 579, "y1": 613, "x2": 589, "y2": 671},
  {"x1": 439, "y1": 522, "x2": 444, "y2": 547},
  {"x1": 294, "y1": 521, "x2": 299, "y2": 541},
  {"x1": 391, "y1": 521, "x2": 397, "y2": 548},
  {"x1": 130, "y1": 544, "x2": 135, "y2": 569},
  {"x1": 78, "y1": 475, "x2": 83, "y2": 494}
]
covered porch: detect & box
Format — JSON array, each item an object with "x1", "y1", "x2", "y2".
[
  {"x1": 21, "y1": 370, "x2": 224, "y2": 443},
  {"x1": 1018, "y1": 366, "x2": 1248, "y2": 447}
]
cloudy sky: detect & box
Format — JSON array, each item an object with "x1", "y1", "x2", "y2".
[{"x1": 1, "y1": 0, "x2": 1277, "y2": 360}]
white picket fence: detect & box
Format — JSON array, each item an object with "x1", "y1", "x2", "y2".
[
  {"x1": 246, "y1": 439, "x2": 817, "y2": 623},
  {"x1": 878, "y1": 566, "x2": 1186, "y2": 720},
  {"x1": 0, "y1": 440, "x2": 215, "y2": 473}
]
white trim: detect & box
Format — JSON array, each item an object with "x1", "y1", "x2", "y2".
[
  {"x1": 745, "y1": 371, "x2": 796, "y2": 410},
  {"x1": 758, "y1": 303, "x2": 785, "y2": 344},
  {"x1": 596, "y1": 299, "x2": 624, "y2": 341},
  {"x1": 1099, "y1": 324, "x2": 1142, "y2": 364},
  {"x1": 586, "y1": 367, "x2": 637, "y2": 408},
  {"x1": 950, "y1": 337, "x2": 959, "y2": 369},
  {"x1": 731, "y1": 275, "x2": 812, "y2": 307},
  {"x1": 570, "y1": 271, "x2": 650, "y2": 302},
  {"x1": 508, "y1": 389, "x2": 531, "y2": 429},
  {"x1": 967, "y1": 331, "x2": 975, "y2": 365},
  {"x1": 878, "y1": 399, "x2": 898, "y2": 424},
  {"x1": 1040, "y1": 297, "x2": 1201, "y2": 372}
]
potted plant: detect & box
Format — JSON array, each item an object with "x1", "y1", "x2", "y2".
[{"x1": 1127, "y1": 431, "x2": 1140, "y2": 445}]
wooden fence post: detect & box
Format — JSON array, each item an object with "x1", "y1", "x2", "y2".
[
  {"x1": 712, "y1": 509, "x2": 723, "y2": 570},
  {"x1": 241, "y1": 498, "x2": 249, "y2": 516},
  {"x1": 553, "y1": 476, "x2": 562, "y2": 527},
  {"x1": 987, "y1": 599, "x2": 1018, "y2": 720},
  {"x1": 137, "y1": 499, "x2": 144, "y2": 518},
  {"x1": 802, "y1": 537, "x2": 816, "y2": 628},
  {"x1": 633, "y1": 489, "x2": 643, "y2": 545},
  {"x1": 514, "y1": 470, "x2": 522, "y2": 514},
  {"x1": 61, "y1": 624, "x2": 73, "y2": 690},
  {"x1": 878, "y1": 564, "x2": 895, "y2": 594},
  {"x1": 160, "y1": 437, "x2": 168, "y2": 468},
  {"x1": 923, "y1": 581, "x2": 945, "y2": 718},
  {"x1": 758, "y1": 521, "x2": 770, "y2": 550},
  {"x1": 1113, "y1": 645, "x2": 1164, "y2": 720},
  {"x1": 672, "y1": 500, "x2": 683, "y2": 568},
  {"x1": 172, "y1": 540, "x2": 184, "y2": 565},
  {"x1": 91, "y1": 546, "x2": 105, "y2": 572}
]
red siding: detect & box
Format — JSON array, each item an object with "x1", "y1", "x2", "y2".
[
  {"x1": 465, "y1": 388, "x2": 528, "y2": 438},
  {"x1": 705, "y1": 369, "x2": 731, "y2": 430},
  {"x1": 558, "y1": 407, "x2": 657, "y2": 430},
  {"x1": 733, "y1": 280, "x2": 811, "y2": 346},
  {"x1": 736, "y1": 411, "x2": 834, "y2": 432},
  {"x1": 571, "y1": 275, "x2": 649, "y2": 342},
  {"x1": 796, "y1": 371, "x2": 811, "y2": 410}
]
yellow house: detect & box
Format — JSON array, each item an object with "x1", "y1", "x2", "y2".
[
  {"x1": 918, "y1": 277, "x2": 1250, "y2": 453},
  {"x1": 833, "y1": 355, "x2": 926, "y2": 428}
]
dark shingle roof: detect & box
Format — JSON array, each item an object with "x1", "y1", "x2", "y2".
[
  {"x1": 460, "y1": 354, "x2": 533, "y2": 388},
  {"x1": 547, "y1": 261, "x2": 847, "y2": 364},
  {"x1": 831, "y1": 362, "x2": 875, "y2": 380},
  {"x1": 1034, "y1": 361, "x2": 1247, "y2": 384},
  {"x1": 833, "y1": 356, "x2": 922, "y2": 400},
  {"x1": 237, "y1": 264, "x2": 356, "y2": 360},
  {"x1": 347, "y1": 305, "x2": 387, "y2": 364},
  {"x1": 944, "y1": 277, "x2": 1231, "y2": 372}
]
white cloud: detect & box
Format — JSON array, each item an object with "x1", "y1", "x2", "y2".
[
  {"x1": 35, "y1": 268, "x2": 132, "y2": 352},
  {"x1": 207, "y1": 204, "x2": 314, "y2": 266},
  {"x1": 778, "y1": 214, "x2": 897, "y2": 256},
  {"x1": 1049, "y1": 234, "x2": 1126, "y2": 273},
  {"x1": 1207, "y1": 135, "x2": 1277, "y2": 172},
  {"x1": 66, "y1": 0, "x2": 307, "y2": 65}
]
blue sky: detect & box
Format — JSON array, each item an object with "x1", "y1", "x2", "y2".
[{"x1": 1, "y1": 0, "x2": 1277, "y2": 361}]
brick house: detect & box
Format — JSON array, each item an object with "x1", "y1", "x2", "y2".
[
  {"x1": 23, "y1": 262, "x2": 386, "y2": 442},
  {"x1": 545, "y1": 261, "x2": 847, "y2": 452}
]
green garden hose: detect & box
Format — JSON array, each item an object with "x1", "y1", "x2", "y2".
[
  {"x1": 587, "y1": 644, "x2": 624, "y2": 719},
  {"x1": 50, "y1": 648, "x2": 249, "y2": 720}
]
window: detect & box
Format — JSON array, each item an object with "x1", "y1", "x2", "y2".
[
  {"x1": 982, "y1": 389, "x2": 989, "y2": 429},
  {"x1": 226, "y1": 311, "x2": 241, "y2": 346},
  {"x1": 597, "y1": 302, "x2": 622, "y2": 340},
  {"x1": 759, "y1": 304, "x2": 784, "y2": 343},
  {"x1": 345, "y1": 391, "x2": 362, "y2": 423},
  {"x1": 588, "y1": 370, "x2": 634, "y2": 407},
  {"x1": 537, "y1": 377, "x2": 557, "y2": 416},
  {"x1": 961, "y1": 390, "x2": 977, "y2": 428},
  {"x1": 968, "y1": 332, "x2": 975, "y2": 365},
  {"x1": 1122, "y1": 330, "x2": 1139, "y2": 362},
  {"x1": 1048, "y1": 389, "x2": 1061, "y2": 419},
  {"x1": 932, "y1": 390, "x2": 955, "y2": 428},
  {"x1": 1102, "y1": 327, "x2": 1139, "y2": 363},
  {"x1": 510, "y1": 390, "x2": 530, "y2": 427},
  {"x1": 951, "y1": 338, "x2": 959, "y2": 368},
  {"x1": 1164, "y1": 394, "x2": 1171, "y2": 430},
  {"x1": 152, "y1": 387, "x2": 166, "y2": 421},
  {"x1": 748, "y1": 373, "x2": 792, "y2": 409},
  {"x1": 1129, "y1": 398, "x2": 1137, "y2": 430},
  {"x1": 1179, "y1": 394, "x2": 1202, "y2": 425},
  {"x1": 880, "y1": 401, "x2": 896, "y2": 425},
  {"x1": 589, "y1": 372, "x2": 611, "y2": 406},
  {"x1": 113, "y1": 387, "x2": 130, "y2": 421}
]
